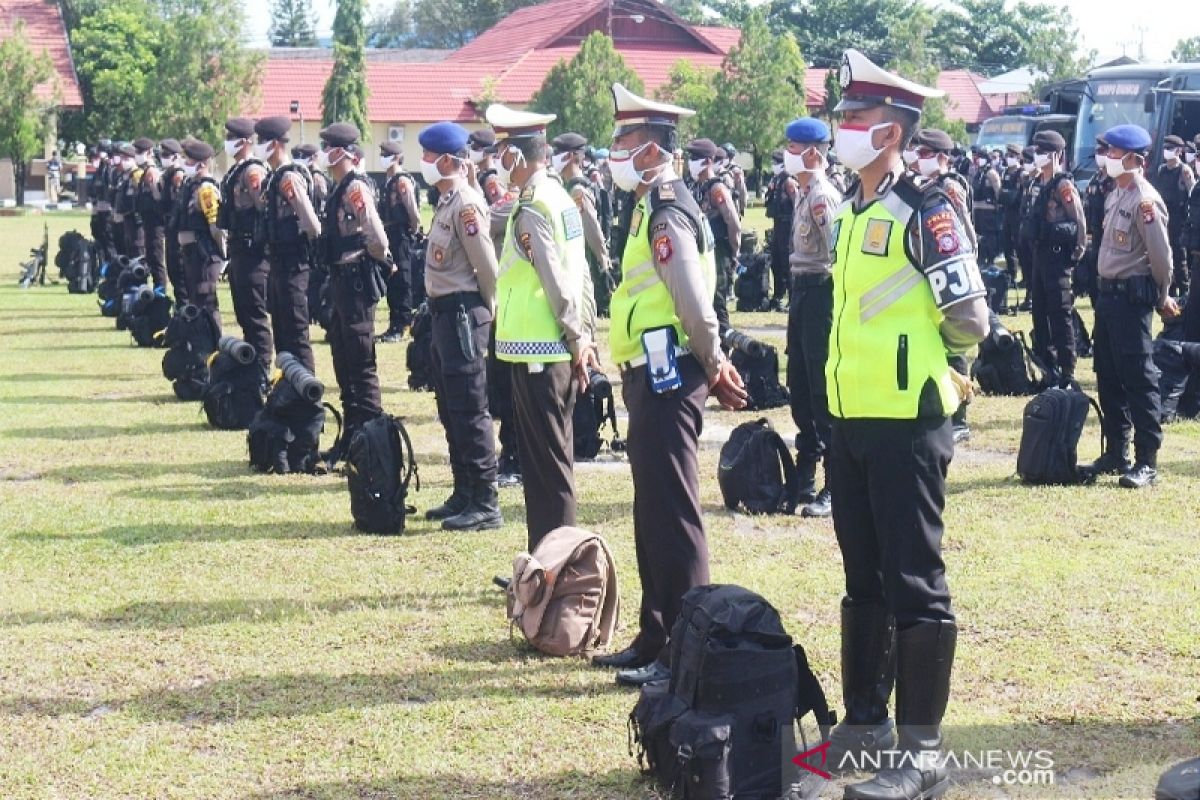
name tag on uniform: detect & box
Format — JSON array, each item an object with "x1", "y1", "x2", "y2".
[
  {"x1": 562, "y1": 207, "x2": 583, "y2": 240},
  {"x1": 629, "y1": 208, "x2": 644, "y2": 238},
  {"x1": 862, "y1": 219, "x2": 892, "y2": 256}
]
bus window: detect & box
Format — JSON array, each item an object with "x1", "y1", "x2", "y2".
[
  {"x1": 1077, "y1": 79, "x2": 1154, "y2": 169},
  {"x1": 1169, "y1": 96, "x2": 1200, "y2": 149}
]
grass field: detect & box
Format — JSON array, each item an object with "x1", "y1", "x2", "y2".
[{"x1": 0, "y1": 210, "x2": 1197, "y2": 800}]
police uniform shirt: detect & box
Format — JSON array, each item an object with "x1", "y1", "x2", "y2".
[
  {"x1": 512, "y1": 169, "x2": 597, "y2": 356},
  {"x1": 1099, "y1": 174, "x2": 1174, "y2": 303},
  {"x1": 789, "y1": 174, "x2": 841, "y2": 276},
  {"x1": 704, "y1": 179, "x2": 742, "y2": 245},
  {"x1": 568, "y1": 179, "x2": 612, "y2": 271},
  {"x1": 332, "y1": 175, "x2": 390, "y2": 264},
  {"x1": 311, "y1": 170, "x2": 331, "y2": 212},
  {"x1": 1155, "y1": 161, "x2": 1196, "y2": 204},
  {"x1": 274, "y1": 169, "x2": 322, "y2": 240},
  {"x1": 938, "y1": 172, "x2": 978, "y2": 250},
  {"x1": 140, "y1": 163, "x2": 163, "y2": 205},
  {"x1": 974, "y1": 167, "x2": 1001, "y2": 210},
  {"x1": 386, "y1": 171, "x2": 421, "y2": 234},
  {"x1": 177, "y1": 177, "x2": 222, "y2": 246},
  {"x1": 489, "y1": 189, "x2": 519, "y2": 257},
  {"x1": 1040, "y1": 174, "x2": 1088, "y2": 255},
  {"x1": 232, "y1": 160, "x2": 269, "y2": 221},
  {"x1": 425, "y1": 178, "x2": 499, "y2": 306},
  {"x1": 646, "y1": 170, "x2": 724, "y2": 380}
]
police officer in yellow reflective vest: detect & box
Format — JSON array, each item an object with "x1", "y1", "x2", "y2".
[
  {"x1": 486, "y1": 105, "x2": 598, "y2": 551},
  {"x1": 589, "y1": 84, "x2": 747, "y2": 689},
  {"x1": 821, "y1": 51, "x2": 990, "y2": 800}
]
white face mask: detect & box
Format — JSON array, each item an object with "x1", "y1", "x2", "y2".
[
  {"x1": 609, "y1": 142, "x2": 656, "y2": 192},
  {"x1": 468, "y1": 148, "x2": 485, "y2": 165},
  {"x1": 784, "y1": 147, "x2": 824, "y2": 176},
  {"x1": 551, "y1": 152, "x2": 571, "y2": 173},
  {"x1": 135, "y1": 152, "x2": 148, "y2": 166},
  {"x1": 182, "y1": 162, "x2": 198, "y2": 179},
  {"x1": 1034, "y1": 152, "x2": 1052, "y2": 170},
  {"x1": 224, "y1": 139, "x2": 243, "y2": 158},
  {"x1": 1006, "y1": 157, "x2": 1019, "y2": 169},
  {"x1": 1022, "y1": 161, "x2": 1037, "y2": 175},
  {"x1": 833, "y1": 123, "x2": 892, "y2": 172},
  {"x1": 253, "y1": 141, "x2": 273, "y2": 161},
  {"x1": 380, "y1": 155, "x2": 397, "y2": 170},
  {"x1": 122, "y1": 157, "x2": 135, "y2": 170},
  {"x1": 1188, "y1": 152, "x2": 1197, "y2": 164},
  {"x1": 420, "y1": 155, "x2": 446, "y2": 185},
  {"x1": 917, "y1": 156, "x2": 941, "y2": 177},
  {"x1": 1094, "y1": 153, "x2": 1108, "y2": 170},
  {"x1": 295, "y1": 157, "x2": 311, "y2": 168},
  {"x1": 1164, "y1": 148, "x2": 1179, "y2": 162},
  {"x1": 687, "y1": 158, "x2": 706, "y2": 181},
  {"x1": 494, "y1": 145, "x2": 524, "y2": 187},
  {"x1": 1105, "y1": 154, "x2": 1131, "y2": 178},
  {"x1": 902, "y1": 148, "x2": 918, "y2": 166},
  {"x1": 771, "y1": 163, "x2": 784, "y2": 175}
]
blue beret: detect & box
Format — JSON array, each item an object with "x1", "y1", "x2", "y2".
[
  {"x1": 785, "y1": 117, "x2": 830, "y2": 144},
  {"x1": 419, "y1": 122, "x2": 470, "y2": 155},
  {"x1": 1103, "y1": 124, "x2": 1152, "y2": 152}
]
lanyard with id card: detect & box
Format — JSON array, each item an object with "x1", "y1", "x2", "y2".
[{"x1": 641, "y1": 326, "x2": 682, "y2": 394}]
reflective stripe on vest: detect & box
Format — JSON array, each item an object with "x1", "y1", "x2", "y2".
[
  {"x1": 495, "y1": 179, "x2": 588, "y2": 363},
  {"x1": 608, "y1": 194, "x2": 717, "y2": 367},
  {"x1": 826, "y1": 193, "x2": 957, "y2": 419}
]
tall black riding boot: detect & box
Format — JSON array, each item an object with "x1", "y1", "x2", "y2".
[
  {"x1": 827, "y1": 600, "x2": 898, "y2": 771},
  {"x1": 844, "y1": 621, "x2": 956, "y2": 800}
]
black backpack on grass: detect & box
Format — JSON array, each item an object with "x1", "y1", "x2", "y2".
[
  {"x1": 973, "y1": 328, "x2": 1046, "y2": 396},
  {"x1": 718, "y1": 419, "x2": 801, "y2": 515},
  {"x1": 346, "y1": 415, "x2": 420, "y2": 534},
  {"x1": 573, "y1": 369, "x2": 623, "y2": 461},
  {"x1": 1155, "y1": 758, "x2": 1200, "y2": 800},
  {"x1": 161, "y1": 304, "x2": 220, "y2": 401},
  {"x1": 128, "y1": 291, "x2": 173, "y2": 348},
  {"x1": 629, "y1": 585, "x2": 834, "y2": 800},
  {"x1": 1016, "y1": 386, "x2": 1104, "y2": 485},
  {"x1": 734, "y1": 252, "x2": 771, "y2": 312},
  {"x1": 202, "y1": 338, "x2": 265, "y2": 430},
  {"x1": 96, "y1": 259, "x2": 127, "y2": 318},
  {"x1": 248, "y1": 385, "x2": 340, "y2": 475},
  {"x1": 726, "y1": 331, "x2": 789, "y2": 411},
  {"x1": 406, "y1": 303, "x2": 435, "y2": 392}
]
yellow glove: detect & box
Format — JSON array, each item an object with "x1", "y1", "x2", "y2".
[{"x1": 949, "y1": 368, "x2": 974, "y2": 405}]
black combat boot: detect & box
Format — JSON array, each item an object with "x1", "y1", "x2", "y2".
[
  {"x1": 826, "y1": 600, "x2": 898, "y2": 772},
  {"x1": 1119, "y1": 447, "x2": 1158, "y2": 489},
  {"x1": 442, "y1": 479, "x2": 503, "y2": 530},
  {"x1": 795, "y1": 442, "x2": 818, "y2": 504},
  {"x1": 844, "y1": 621, "x2": 956, "y2": 800},
  {"x1": 950, "y1": 403, "x2": 970, "y2": 445},
  {"x1": 1088, "y1": 440, "x2": 1132, "y2": 476},
  {"x1": 425, "y1": 470, "x2": 469, "y2": 521},
  {"x1": 802, "y1": 486, "x2": 832, "y2": 518},
  {"x1": 376, "y1": 312, "x2": 407, "y2": 343}
]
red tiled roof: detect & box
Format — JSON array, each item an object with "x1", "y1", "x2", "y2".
[
  {"x1": 691, "y1": 25, "x2": 740, "y2": 52},
  {"x1": 0, "y1": 0, "x2": 83, "y2": 108},
  {"x1": 937, "y1": 69, "x2": 998, "y2": 125},
  {"x1": 449, "y1": 0, "x2": 607, "y2": 63}
]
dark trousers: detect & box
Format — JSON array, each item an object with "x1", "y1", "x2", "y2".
[
  {"x1": 384, "y1": 232, "x2": 413, "y2": 329},
  {"x1": 1002, "y1": 217, "x2": 1020, "y2": 281},
  {"x1": 1031, "y1": 244, "x2": 1076, "y2": 380},
  {"x1": 511, "y1": 361, "x2": 577, "y2": 550},
  {"x1": 787, "y1": 275, "x2": 833, "y2": 464},
  {"x1": 1185, "y1": 263, "x2": 1200, "y2": 341},
  {"x1": 829, "y1": 416, "x2": 954, "y2": 628},
  {"x1": 1168, "y1": 211, "x2": 1188, "y2": 294},
  {"x1": 268, "y1": 249, "x2": 314, "y2": 373},
  {"x1": 973, "y1": 210, "x2": 999, "y2": 267},
  {"x1": 487, "y1": 328, "x2": 519, "y2": 466},
  {"x1": 623, "y1": 354, "x2": 710, "y2": 659},
  {"x1": 769, "y1": 222, "x2": 791, "y2": 301},
  {"x1": 143, "y1": 221, "x2": 166, "y2": 290},
  {"x1": 328, "y1": 263, "x2": 383, "y2": 430},
  {"x1": 430, "y1": 297, "x2": 497, "y2": 485},
  {"x1": 713, "y1": 239, "x2": 734, "y2": 337},
  {"x1": 165, "y1": 228, "x2": 188, "y2": 306},
  {"x1": 229, "y1": 241, "x2": 273, "y2": 373},
  {"x1": 122, "y1": 215, "x2": 144, "y2": 260},
  {"x1": 91, "y1": 212, "x2": 116, "y2": 262},
  {"x1": 1093, "y1": 291, "x2": 1163, "y2": 458},
  {"x1": 111, "y1": 218, "x2": 126, "y2": 258},
  {"x1": 181, "y1": 243, "x2": 221, "y2": 332}
]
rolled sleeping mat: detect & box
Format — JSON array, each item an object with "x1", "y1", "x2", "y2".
[
  {"x1": 276, "y1": 352, "x2": 324, "y2": 402},
  {"x1": 217, "y1": 335, "x2": 257, "y2": 366}
]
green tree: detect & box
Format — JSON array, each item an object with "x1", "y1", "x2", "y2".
[
  {"x1": 886, "y1": 5, "x2": 967, "y2": 142},
  {"x1": 528, "y1": 32, "x2": 643, "y2": 144},
  {"x1": 754, "y1": 0, "x2": 914, "y2": 69},
  {"x1": 1172, "y1": 36, "x2": 1200, "y2": 63},
  {"x1": 367, "y1": 0, "x2": 414, "y2": 47},
  {"x1": 655, "y1": 60, "x2": 719, "y2": 142},
  {"x1": 322, "y1": 0, "x2": 370, "y2": 136},
  {"x1": 708, "y1": 10, "x2": 805, "y2": 171},
  {"x1": 68, "y1": 0, "x2": 158, "y2": 140},
  {"x1": 269, "y1": 0, "x2": 318, "y2": 47},
  {"x1": 662, "y1": 0, "x2": 710, "y2": 24},
  {"x1": 822, "y1": 68, "x2": 840, "y2": 120},
  {"x1": 411, "y1": 0, "x2": 544, "y2": 49},
  {"x1": 0, "y1": 21, "x2": 56, "y2": 205}
]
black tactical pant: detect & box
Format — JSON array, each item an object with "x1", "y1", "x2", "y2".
[
  {"x1": 122, "y1": 215, "x2": 144, "y2": 260},
  {"x1": 1002, "y1": 216, "x2": 1021, "y2": 282},
  {"x1": 511, "y1": 361, "x2": 577, "y2": 551},
  {"x1": 1031, "y1": 244, "x2": 1076, "y2": 380},
  {"x1": 268, "y1": 248, "x2": 314, "y2": 373},
  {"x1": 1168, "y1": 211, "x2": 1189, "y2": 295},
  {"x1": 787, "y1": 275, "x2": 833, "y2": 465},
  {"x1": 181, "y1": 242, "x2": 221, "y2": 331},
  {"x1": 165, "y1": 227, "x2": 188, "y2": 306},
  {"x1": 973, "y1": 209, "x2": 1000, "y2": 267},
  {"x1": 110, "y1": 217, "x2": 126, "y2": 258},
  {"x1": 91, "y1": 212, "x2": 116, "y2": 263},
  {"x1": 770, "y1": 222, "x2": 791, "y2": 302},
  {"x1": 430, "y1": 292, "x2": 497, "y2": 486},
  {"x1": 228, "y1": 240, "x2": 273, "y2": 373},
  {"x1": 143, "y1": 220, "x2": 167, "y2": 291},
  {"x1": 829, "y1": 416, "x2": 955, "y2": 628},
  {"x1": 1185, "y1": 267, "x2": 1200, "y2": 342},
  {"x1": 384, "y1": 232, "x2": 413, "y2": 330},
  {"x1": 487, "y1": 327, "x2": 519, "y2": 469},
  {"x1": 623, "y1": 354, "x2": 710, "y2": 661},
  {"x1": 712, "y1": 238, "x2": 735, "y2": 337},
  {"x1": 328, "y1": 261, "x2": 383, "y2": 431},
  {"x1": 1094, "y1": 290, "x2": 1163, "y2": 459}
]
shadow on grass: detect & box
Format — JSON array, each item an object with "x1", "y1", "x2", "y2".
[
  {"x1": 116, "y1": 478, "x2": 346, "y2": 502},
  {"x1": 239, "y1": 770, "x2": 643, "y2": 800},
  {"x1": 426, "y1": 637, "x2": 566, "y2": 665},
  {"x1": 2, "y1": 326, "x2": 95, "y2": 336},
  {"x1": 0, "y1": 589, "x2": 500, "y2": 630},
  {"x1": 4, "y1": 421, "x2": 199, "y2": 440},
  {"x1": 9, "y1": 342, "x2": 123, "y2": 351},
  {"x1": 0, "y1": 371, "x2": 111, "y2": 382},
  {"x1": 1, "y1": 393, "x2": 178, "y2": 406},
  {"x1": 39, "y1": 460, "x2": 248, "y2": 483},
  {"x1": 15, "y1": 520, "x2": 352, "y2": 546}
]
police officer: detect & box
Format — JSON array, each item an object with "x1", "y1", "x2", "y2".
[
  {"x1": 377, "y1": 140, "x2": 422, "y2": 342},
  {"x1": 488, "y1": 105, "x2": 597, "y2": 549},
  {"x1": 467, "y1": 129, "x2": 506, "y2": 207},
  {"x1": 1089, "y1": 124, "x2": 1178, "y2": 489},
  {"x1": 687, "y1": 138, "x2": 741, "y2": 336},
  {"x1": 176, "y1": 139, "x2": 225, "y2": 328},
  {"x1": 112, "y1": 144, "x2": 140, "y2": 259},
  {"x1": 1185, "y1": 135, "x2": 1200, "y2": 340},
  {"x1": 720, "y1": 142, "x2": 748, "y2": 215},
  {"x1": 132, "y1": 137, "x2": 168, "y2": 292},
  {"x1": 821, "y1": 51, "x2": 989, "y2": 800},
  {"x1": 1081, "y1": 136, "x2": 1116, "y2": 304},
  {"x1": 1151, "y1": 134, "x2": 1195, "y2": 296},
  {"x1": 551, "y1": 132, "x2": 615, "y2": 315},
  {"x1": 1025, "y1": 130, "x2": 1086, "y2": 387},
  {"x1": 255, "y1": 117, "x2": 321, "y2": 373},
  {"x1": 292, "y1": 143, "x2": 330, "y2": 213},
  {"x1": 999, "y1": 144, "x2": 1025, "y2": 285},
  {"x1": 418, "y1": 121, "x2": 502, "y2": 531},
  {"x1": 764, "y1": 148, "x2": 796, "y2": 311},
  {"x1": 591, "y1": 85, "x2": 747, "y2": 687},
  {"x1": 219, "y1": 117, "x2": 273, "y2": 375},
  {"x1": 159, "y1": 138, "x2": 189, "y2": 306},
  {"x1": 484, "y1": 166, "x2": 523, "y2": 488},
  {"x1": 105, "y1": 143, "x2": 127, "y2": 256},
  {"x1": 90, "y1": 142, "x2": 116, "y2": 262},
  {"x1": 970, "y1": 146, "x2": 1001, "y2": 267},
  {"x1": 783, "y1": 118, "x2": 840, "y2": 517}
]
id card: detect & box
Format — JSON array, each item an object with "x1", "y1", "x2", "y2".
[{"x1": 642, "y1": 327, "x2": 682, "y2": 394}]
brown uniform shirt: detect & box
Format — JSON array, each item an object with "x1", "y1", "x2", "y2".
[
  {"x1": 568, "y1": 181, "x2": 612, "y2": 272},
  {"x1": 1099, "y1": 174, "x2": 1174, "y2": 305},
  {"x1": 386, "y1": 171, "x2": 421, "y2": 234},
  {"x1": 425, "y1": 178, "x2": 499, "y2": 306},
  {"x1": 706, "y1": 179, "x2": 741, "y2": 247},
  {"x1": 273, "y1": 167, "x2": 322, "y2": 240},
  {"x1": 233, "y1": 160, "x2": 268, "y2": 217},
  {"x1": 1040, "y1": 172, "x2": 1088, "y2": 257},
  {"x1": 330, "y1": 175, "x2": 389, "y2": 264},
  {"x1": 789, "y1": 174, "x2": 841, "y2": 276}
]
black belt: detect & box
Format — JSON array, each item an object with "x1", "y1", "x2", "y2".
[
  {"x1": 429, "y1": 291, "x2": 484, "y2": 313},
  {"x1": 792, "y1": 272, "x2": 831, "y2": 288}
]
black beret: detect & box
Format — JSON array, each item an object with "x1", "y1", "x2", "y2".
[
  {"x1": 1164, "y1": 134, "x2": 1185, "y2": 148},
  {"x1": 159, "y1": 138, "x2": 182, "y2": 155},
  {"x1": 293, "y1": 143, "x2": 319, "y2": 159},
  {"x1": 116, "y1": 144, "x2": 137, "y2": 158},
  {"x1": 1021, "y1": 145, "x2": 1036, "y2": 159},
  {"x1": 380, "y1": 140, "x2": 403, "y2": 156},
  {"x1": 1032, "y1": 130, "x2": 1066, "y2": 152},
  {"x1": 468, "y1": 129, "x2": 496, "y2": 149},
  {"x1": 225, "y1": 117, "x2": 256, "y2": 138},
  {"x1": 771, "y1": 148, "x2": 784, "y2": 163},
  {"x1": 1005, "y1": 143, "x2": 1022, "y2": 156},
  {"x1": 913, "y1": 128, "x2": 954, "y2": 153},
  {"x1": 320, "y1": 122, "x2": 360, "y2": 148},
  {"x1": 133, "y1": 137, "x2": 155, "y2": 152},
  {"x1": 716, "y1": 146, "x2": 731, "y2": 160},
  {"x1": 254, "y1": 116, "x2": 291, "y2": 141},
  {"x1": 183, "y1": 140, "x2": 215, "y2": 161},
  {"x1": 686, "y1": 138, "x2": 718, "y2": 160},
  {"x1": 551, "y1": 132, "x2": 588, "y2": 152}
]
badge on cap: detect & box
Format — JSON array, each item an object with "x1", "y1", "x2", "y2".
[{"x1": 840, "y1": 56, "x2": 852, "y2": 89}]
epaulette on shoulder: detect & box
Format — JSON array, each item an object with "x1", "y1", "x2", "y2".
[
  {"x1": 653, "y1": 182, "x2": 677, "y2": 204},
  {"x1": 519, "y1": 183, "x2": 536, "y2": 203}
]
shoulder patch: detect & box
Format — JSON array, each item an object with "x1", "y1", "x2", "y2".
[
  {"x1": 654, "y1": 234, "x2": 673, "y2": 264},
  {"x1": 247, "y1": 168, "x2": 263, "y2": 192},
  {"x1": 562, "y1": 206, "x2": 583, "y2": 240},
  {"x1": 656, "y1": 183, "x2": 676, "y2": 202},
  {"x1": 519, "y1": 231, "x2": 532, "y2": 258},
  {"x1": 1059, "y1": 182, "x2": 1074, "y2": 203},
  {"x1": 520, "y1": 184, "x2": 535, "y2": 202},
  {"x1": 712, "y1": 184, "x2": 726, "y2": 204},
  {"x1": 348, "y1": 184, "x2": 367, "y2": 214},
  {"x1": 281, "y1": 175, "x2": 297, "y2": 200},
  {"x1": 651, "y1": 220, "x2": 667, "y2": 235},
  {"x1": 1140, "y1": 199, "x2": 1155, "y2": 224},
  {"x1": 461, "y1": 205, "x2": 480, "y2": 236}
]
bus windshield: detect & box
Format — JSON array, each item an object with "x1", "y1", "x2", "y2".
[
  {"x1": 1076, "y1": 79, "x2": 1155, "y2": 172},
  {"x1": 975, "y1": 118, "x2": 1032, "y2": 151}
]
